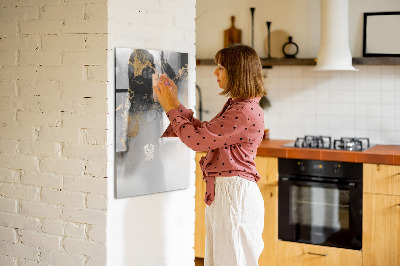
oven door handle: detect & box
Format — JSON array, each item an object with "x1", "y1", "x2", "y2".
[{"x1": 280, "y1": 177, "x2": 357, "y2": 189}]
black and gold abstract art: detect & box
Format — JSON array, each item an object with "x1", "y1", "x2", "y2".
[{"x1": 115, "y1": 48, "x2": 189, "y2": 198}]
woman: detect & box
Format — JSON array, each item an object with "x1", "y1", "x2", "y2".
[{"x1": 154, "y1": 44, "x2": 266, "y2": 266}]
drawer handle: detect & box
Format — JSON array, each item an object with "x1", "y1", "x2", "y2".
[{"x1": 307, "y1": 252, "x2": 328, "y2": 256}]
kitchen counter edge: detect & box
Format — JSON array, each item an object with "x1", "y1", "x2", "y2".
[{"x1": 256, "y1": 139, "x2": 400, "y2": 165}]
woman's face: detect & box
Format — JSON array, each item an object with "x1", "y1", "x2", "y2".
[{"x1": 214, "y1": 64, "x2": 228, "y2": 89}]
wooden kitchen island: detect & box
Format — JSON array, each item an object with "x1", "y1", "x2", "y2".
[{"x1": 195, "y1": 140, "x2": 400, "y2": 266}]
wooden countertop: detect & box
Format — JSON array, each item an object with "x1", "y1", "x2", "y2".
[{"x1": 257, "y1": 140, "x2": 400, "y2": 165}]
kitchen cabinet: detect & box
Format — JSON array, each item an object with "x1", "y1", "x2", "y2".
[
  {"x1": 276, "y1": 241, "x2": 362, "y2": 266},
  {"x1": 194, "y1": 154, "x2": 279, "y2": 265},
  {"x1": 259, "y1": 184, "x2": 278, "y2": 266},
  {"x1": 363, "y1": 163, "x2": 400, "y2": 266},
  {"x1": 195, "y1": 152, "x2": 207, "y2": 258},
  {"x1": 255, "y1": 156, "x2": 278, "y2": 186},
  {"x1": 363, "y1": 193, "x2": 400, "y2": 266},
  {"x1": 195, "y1": 156, "x2": 400, "y2": 265},
  {"x1": 363, "y1": 163, "x2": 400, "y2": 196},
  {"x1": 256, "y1": 156, "x2": 278, "y2": 266}
]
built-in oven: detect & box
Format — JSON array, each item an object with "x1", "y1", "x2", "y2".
[{"x1": 278, "y1": 158, "x2": 363, "y2": 250}]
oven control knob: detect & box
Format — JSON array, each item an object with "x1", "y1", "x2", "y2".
[
  {"x1": 334, "y1": 167, "x2": 339, "y2": 174},
  {"x1": 333, "y1": 164, "x2": 341, "y2": 174},
  {"x1": 298, "y1": 161, "x2": 305, "y2": 171}
]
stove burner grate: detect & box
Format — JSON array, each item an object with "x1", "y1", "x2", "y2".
[
  {"x1": 295, "y1": 135, "x2": 332, "y2": 149},
  {"x1": 289, "y1": 136, "x2": 371, "y2": 151},
  {"x1": 333, "y1": 137, "x2": 370, "y2": 151}
]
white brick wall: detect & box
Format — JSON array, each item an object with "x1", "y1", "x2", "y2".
[
  {"x1": 2, "y1": 0, "x2": 198, "y2": 264},
  {"x1": 0, "y1": 197, "x2": 17, "y2": 213},
  {"x1": 40, "y1": 249, "x2": 85, "y2": 266},
  {"x1": 0, "y1": 0, "x2": 108, "y2": 265},
  {"x1": 0, "y1": 226, "x2": 17, "y2": 243}
]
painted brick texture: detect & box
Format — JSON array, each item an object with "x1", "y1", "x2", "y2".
[{"x1": 0, "y1": 0, "x2": 108, "y2": 265}]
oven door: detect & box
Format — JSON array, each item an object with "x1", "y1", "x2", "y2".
[{"x1": 278, "y1": 176, "x2": 362, "y2": 250}]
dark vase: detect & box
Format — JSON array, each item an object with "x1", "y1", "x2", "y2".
[{"x1": 282, "y1": 36, "x2": 299, "y2": 58}]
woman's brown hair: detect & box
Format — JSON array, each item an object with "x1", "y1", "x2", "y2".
[{"x1": 214, "y1": 45, "x2": 266, "y2": 99}]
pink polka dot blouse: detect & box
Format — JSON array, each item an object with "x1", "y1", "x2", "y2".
[{"x1": 162, "y1": 97, "x2": 265, "y2": 205}]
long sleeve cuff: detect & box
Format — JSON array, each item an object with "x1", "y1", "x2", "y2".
[
  {"x1": 161, "y1": 109, "x2": 181, "y2": 138},
  {"x1": 166, "y1": 108, "x2": 181, "y2": 123},
  {"x1": 176, "y1": 104, "x2": 193, "y2": 118}
]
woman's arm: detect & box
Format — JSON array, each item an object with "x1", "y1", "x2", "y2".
[
  {"x1": 155, "y1": 76, "x2": 251, "y2": 151},
  {"x1": 155, "y1": 76, "x2": 202, "y2": 137},
  {"x1": 164, "y1": 107, "x2": 249, "y2": 152}
]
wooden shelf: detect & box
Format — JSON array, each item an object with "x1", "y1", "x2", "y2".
[
  {"x1": 352, "y1": 57, "x2": 400, "y2": 65},
  {"x1": 196, "y1": 57, "x2": 400, "y2": 67},
  {"x1": 260, "y1": 58, "x2": 316, "y2": 67}
]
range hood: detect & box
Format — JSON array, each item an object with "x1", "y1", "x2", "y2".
[{"x1": 314, "y1": 0, "x2": 358, "y2": 71}]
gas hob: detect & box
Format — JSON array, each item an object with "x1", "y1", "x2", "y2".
[{"x1": 282, "y1": 135, "x2": 374, "y2": 151}]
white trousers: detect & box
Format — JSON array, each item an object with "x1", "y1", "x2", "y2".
[{"x1": 205, "y1": 176, "x2": 264, "y2": 266}]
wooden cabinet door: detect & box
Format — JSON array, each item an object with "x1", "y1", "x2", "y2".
[
  {"x1": 363, "y1": 193, "x2": 400, "y2": 266},
  {"x1": 195, "y1": 152, "x2": 207, "y2": 258},
  {"x1": 255, "y1": 156, "x2": 278, "y2": 186},
  {"x1": 364, "y1": 164, "x2": 400, "y2": 196},
  {"x1": 259, "y1": 185, "x2": 278, "y2": 266},
  {"x1": 276, "y1": 241, "x2": 362, "y2": 266}
]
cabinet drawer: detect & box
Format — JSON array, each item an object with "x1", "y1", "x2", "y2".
[
  {"x1": 277, "y1": 241, "x2": 362, "y2": 266},
  {"x1": 364, "y1": 164, "x2": 400, "y2": 196},
  {"x1": 255, "y1": 156, "x2": 278, "y2": 186},
  {"x1": 363, "y1": 193, "x2": 400, "y2": 266}
]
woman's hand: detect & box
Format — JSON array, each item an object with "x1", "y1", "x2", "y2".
[
  {"x1": 154, "y1": 77, "x2": 175, "y2": 113},
  {"x1": 160, "y1": 76, "x2": 180, "y2": 109}
]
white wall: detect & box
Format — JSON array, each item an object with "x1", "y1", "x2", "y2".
[
  {"x1": 197, "y1": 65, "x2": 400, "y2": 145},
  {"x1": 196, "y1": 0, "x2": 400, "y2": 145},
  {"x1": 107, "y1": 1, "x2": 197, "y2": 266},
  {"x1": 0, "y1": 1, "x2": 108, "y2": 265},
  {"x1": 263, "y1": 65, "x2": 400, "y2": 144},
  {"x1": 196, "y1": 0, "x2": 400, "y2": 58}
]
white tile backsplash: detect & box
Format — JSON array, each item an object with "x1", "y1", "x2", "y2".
[
  {"x1": 342, "y1": 116, "x2": 355, "y2": 129},
  {"x1": 381, "y1": 66, "x2": 395, "y2": 77},
  {"x1": 316, "y1": 89, "x2": 329, "y2": 103},
  {"x1": 395, "y1": 118, "x2": 400, "y2": 131},
  {"x1": 368, "y1": 117, "x2": 382, "y2": 131},
  {"x1": 382, "y1": 105, "x2": 395, "y2": 118},
  {"x1": 396, "y1": 88, "x2": 400, "y2": 104},
  {"x1": 382, "y1": 78, "x2": 395, "y2": 91},
  {"x1": 367, "y1": 104, "x2": 382, "y2": 118},
  {"x1": 382, "y1": 90, "x2": 395, "y2": 104},
  {"x1": 367, "y1": 91, "x2": 381, "y2": 105},
  {"x1": 367, "y1": 77, "x2": 382, "y2": 91},
  {"x1": 316, "y1": 115, "x2": 330, "y2": 129},
  {"x1": 196, "y1": 65, "x2": 400, "y2": 144},
  {"x1": 395, "y1": 66, "x2": 400, "y2": 78},
  {"x1": 396, "y1": 105, "x2": 400, "y2": 118},
  {"x1": 355, "y1": 104, "x2": 368, "y2": 117},
  {"x1": 341, "y1": 104, "x2": 355, "y2": 116},
  {"x1": 382, "y1": 117, "x2": 396, "y2": 131},
  {"x1": 341, "y1": 89, "x2": 355, "y2": 104}
]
